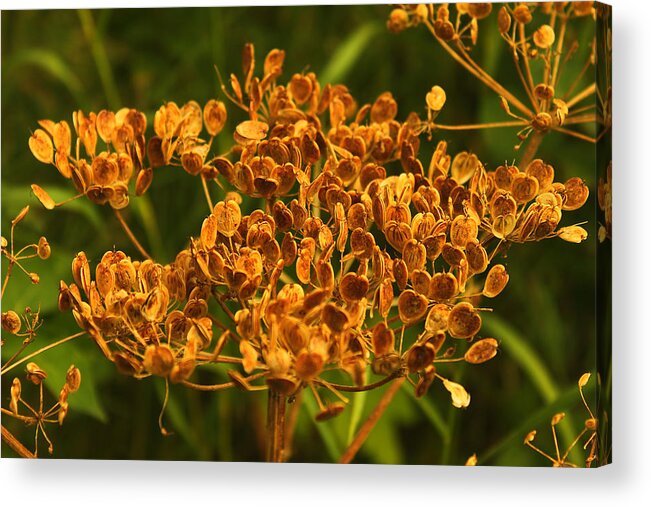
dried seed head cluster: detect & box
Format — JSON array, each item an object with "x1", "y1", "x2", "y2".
[
  {"x1": 389, "y1": 3, "x2": 611, "y2": 161},
  {"x1": 1, "y1": 205, "x2": 82, "y2": 457},
  {"x1": 524, "y1": 372, "x2": 602, "y2": 467},
  {"x1": 30, "y1": 42, "x2": 590, "y2": 430}
]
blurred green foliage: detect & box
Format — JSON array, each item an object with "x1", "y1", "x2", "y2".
[{"x1": 1, "y1": 5, "x2": 600, "y2": 464}]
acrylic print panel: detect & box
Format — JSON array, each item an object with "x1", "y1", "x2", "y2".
[{"x1": 1, "y1": 2, "x2": 611, "y2": 466}]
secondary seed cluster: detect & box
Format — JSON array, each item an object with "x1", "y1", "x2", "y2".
[{"x1": 30, "y1": 43, "x2": 588, "y2": 422}]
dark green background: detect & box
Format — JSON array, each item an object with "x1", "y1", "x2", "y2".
[{"x1": 1, "y1": 5, "x2": 601, "y2": 465}]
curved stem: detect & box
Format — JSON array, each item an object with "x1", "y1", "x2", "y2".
[
  {"x1": 314, "y1": 371, "x2": 402, "y2": 393},
  {"x1": 1, "y1": 332, "x2": 85, "y2": 376},
  {"x1": 432, "y1": 119, "x2": 526, "y2": 131},
  {"x1": 113, "y1": 209, "x2": 152, "y2": 260},
  {"x1": 1, "y1": 425, "x2": 35, "y2": 458},
  {"x1": 339, "y1": 377, "x2": 405, "y2": 464},
  {"x1": 1, "y1": 260, "x2": 14, "y2": 299}
]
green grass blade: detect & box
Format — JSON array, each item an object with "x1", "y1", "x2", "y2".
[
  {"x1": 303, "y1": 394, "x2": 341, "y2": 462},
  {"x1": 320, "y1": 21, "x2": 382, "y2": 85},
  {"x1": 4, "y1": 48, "x2": 85, "y2": 103},
  {"x1": 483, "y1": 313, "x2": 558, "y2": 401},
  {"x1": 401, "y1": 382, "x2": 448, "y2": 440},
  {"x1": 482, "y1": 313, "x2": 582, "y2": 463},
  {"x1": 479, "y1": 377, "x2": 596, "y2": 465}
]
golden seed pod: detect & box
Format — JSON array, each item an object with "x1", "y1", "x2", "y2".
[
  {"x1": 526, "y1": 159, "x2": 555, "y2": 192},
  {"x1": 2, "y1": 310, "x2": 22, "y2": 334},
  {"x1": 235, "y1": 120, "x2": 269, "y2": 141},
  {"x1": 181, "y1": 150, "x2": 204, "y2": 176},
  {"x1": 406, "y1": 343, "x2": 436, "y2": 374},
  {"x1": 65, "y1": 365, "x2": 82, "y2": 392},
  {"x1": 321, "y1": 303, "x2": 350, "y2": 333},
  {"x1": 12, "y1": 205, "x2": 30, "y2": 226},
  {"x1": 393, "y1": 258, "x2": 408, "y2": 291},
  {"x1": 425, "y1": 303, "x2": 451, "y2": 334},
  {"x1": 511, "y1": 174, "x2": 539, "y2": 204},
  {"x1": 202, "y1": 99, "x2": 227, "y2": 137},
  {"x1": 483, "y1": 264, "x2": 509, "y2": 298},
  {"x1": 315, "y1": 402, "x2": 346, "y2": 422},
  {"x1": 402, "y1": 239, "x2": 427, "y2": 273},
  {"x1": 10, "y1": 378, "x2": 21, "y2": 414},
  {"x1": 58, "y1": 398, "x2": 69, "y2": 426},
  {"x1": 434, "y1": 18, "x2": 455, "y2": 40},
  {"x1": 29, "y1": 272, "x2": 40, "y2": 284},
  {"x1": 429, "y1": 272, "x2": 458, "y2": 301},
  {"x1": 398, "y1": 289, "x2": 428, "y2": 324},
  {"x1": 450, "y1": 215, "x2": 479, "y2": 248},
  {"x1": 585, "y1": 417, "x2": 598, "y2": 431},
  {"x1": 266, "y1": 375, "x2": 299, "y2": 396},
  {"x1": 372, "y1": 322, "x2": 395, "y2": 357},
  {"x1": 466, "y1": 240, "x2": 488, "y2": 274},
  {"x1": 144, "y1": 344, "x2": 175, "y2": 377},
  {"x1": 92, "y1": 153, "x2": 119, "y2": 186},
  {"x1": 467, "y1": 3, "x2": 492, "y2": 19},
  {"x1": 558, "y1": 225, "x2": 588, "y2": 243},
  {"x1": 29, "y1": 128, "x2": 54, "y2": 164},
  {"x1": 295, "y1": 350, "x2": 325, "y2": 381},
  {"x1": 200, "y1": 214, "x2": 218, "y2": 249},
  {"x1": 573, "y1": 2, "x2": 595, "y2": 17},
  {"x1": 411, "y1": 269, "x2": 431, "y2": 296},
  {"x1": 339, "y1": 272, "x2": 369, "y2": 303},
  {"x1": 464, "y1": 338, "x2": 499, "y2": 364},
  {"x1": 53, "y1": 120, "x2": 72, "y2": 155},
  {"x1": 448, "y1": 302, "x2": 482, "y2": 339},
  {"x1": 578, "y1": 372, "x2": 591, "y2": 388},
  {"x1": 524, "y1": 430, "x2": 537, "y2": 444},
  {"x1": 465, "y1": 454, "x2": 478, "y2": 466},
  {"x1": 213, "y1": 200, "x2": 242, "y2": 237},
  {"x1": 414, "y1": 364, "x2": 437, "y2": 398},
  {"x1": 37, "y1": 236, "x2": 51, "y2": 259},
  {"x1": 426, "y1": 85, "x2": 447, "y2": 112},
  {"x1": 534, "y1": 83, "x2": 555, "y2": 101},
  {"x1": 135, "y1": 168, "x2": 153, "y2": 196},
  {"x1": 371, "y1": 92, "x2": 398, "y2": 123},
  {"x1": 31, "y1": 183, "x2": 56, "y2": 210},
  {"x1": 491, "y1": 214, "x2": 516, "y2": 239},
  {"x1": 442, "y1": 378, "x2": 471, "y2": 408},
  {"x1": 497, "y1": 6, "x2": 511, "y2": 33},
  {"x1": 533, "y1": 24, "x2": 556, "y2": 49},
  {"x1": 72, "y1": 251, "x2": 92, "y2": 295},
  {"x1": 96, "y1": 110, "x2": 116, "y2": 144},
  {"x1": 513, "y1": 4, "x2": 533, "y2": 24},
  {"x1": 387, "y1": 8, "x2": 409, "y2": 33},
  {"x1": 1, "y1": 236, "x2": 7, "y2": 250},
  {"x1": 451, "y1": 151, "x2": 479, "y2": 185},
  {"x1": 372, "y1": 353, "x2": 401, "y2": 377},
  {"x1": 378, "y1": 278, "x2": 394, "y2": 318},
  {"x1": 563, "y1": 177, "x2": 590, "y2": 211},
  {"x1": 551, "y1": 412, "x2": 565, "y2": 426},
  {"x1": 169, "y1": 358, "x2": 196, "y2": 384},
  {"x1": 532, "y1": 112, "x2": 553, "y2": 132},
  {"x1": 26, "y1": 362, "x2": 48, "y2": 385}
]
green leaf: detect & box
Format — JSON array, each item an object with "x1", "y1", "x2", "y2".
[
  {"x1": 4, "y1": 48, "x2": 85, "y2": 103},
  {"x1": 479, "y1": 377, "x2": 596, "y2": 465},
  {"x1": 320, "y1": 21, "x2": 382, "y2": 85},
  {"x1": 303, "y1": 393, "x2": 342, "y2": 462},
  {"x1": 482, "y1": 313, "x2": 583, "y2": 464},
  {"x1": 401, "y1": 381, "x2": 448, "y2": 440},
  {"x1": 2, "y1": 184, "x2": 103, "y2": 232}
]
